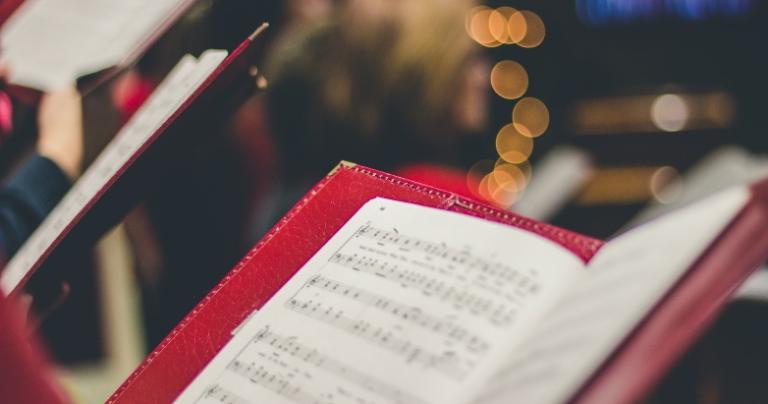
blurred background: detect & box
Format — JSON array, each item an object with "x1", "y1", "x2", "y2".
[{"x1": 2, "y1": 0, "x2": 768, "y2": 402}]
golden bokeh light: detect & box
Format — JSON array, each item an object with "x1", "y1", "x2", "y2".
[
  {"x1": 490, "y1": 60, "x2": 529, "y2": 100},
  {"x1": 492, "y1": 163, "x2": 528, "y2": 193},
  {"x1": 496, "y1": 158, "x2": 532, "y2": 182},
  {"x1": 512, "y1": 97, "x2": 550, "y2": 137},
  {"x1": 467, "y1": 159, "x2": 496, "y2": 198},
  {"x1": 478, "y1": 173, "x2": 493, "y2": 202},
  {"x1": 486, "y1": 162, "x2": 532, "y2": 207},
  {"x1": 488, "y1": 8, "x2": 509, "y2": 43},
  {"x1": 495, "y1": 123, "x2": 534, "y2": 164},
  {"x1": 518, "y1": 11, "x2": 545, "y2": 48},
  {"x1": 507, "y1": 9, "x2": 528, "y2": 44},
  {"x1": 466, "y1": 6, "x2": 501, "y2": 48},
  {"x1": 486, "y1": 173, "x2": 520, "y2": 207},
  {"x1": 466, "y1": 6, "x2": 546, "y2": 207},
  {"x1": 489, "y1": 7, "x2": 521, "y2": 44},
  {"x1": 466, "y1": 160, "x2": 532, "y2": 207}
]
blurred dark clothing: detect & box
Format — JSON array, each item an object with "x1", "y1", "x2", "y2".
[{"x1": 0, "y1": 154, "x2": 70, "y2": 263}]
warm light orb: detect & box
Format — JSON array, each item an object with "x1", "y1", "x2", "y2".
[
  {"x1": 507, "y1": 9, "x2": 528, "y2": 44},
  {"x1": 490, "y1": 60, "x2": 529, "y2": 100},
  {"x1": 512, "y1": 97, "x2": 549, "y2": 137},
  {"x1": 487, "y1": 175, "x2": 520, "y2": 207},
  {"x1": 467, "y1": 6, "x2": 501, "y2": 47},
  {"x1": 495, "y1": 123, "x2": 534, "y2": 164},
  {"x1": 651, "y1": 94, "x2": 689, "y2": 132},
  {"x1": 492, "y1": 163, "x2": 528, "y2": 192},
  {"x1": 488, "y1": 8, "x2": 509, "y2": 43},
  {"x1": 467, "y1": 159, "x2": 496, "y2": 198},
  {"x1": 478, "y1": 173, "x2": 494, "y2": 202},
  {"x1": 489, "y1": 7, "x2": 519, "y2": 44},
  {"x1": 486, "y1": 163, "x2": 530, "y2": 207},
  {"x1": 518, "y1": 11, "x2": 545, "y2": 48},
  {"x1": 496, "y1": 158, "x2": 532, "y2": 181}
]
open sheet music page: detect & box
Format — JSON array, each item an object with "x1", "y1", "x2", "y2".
[
  {"x1": 474, "y1": 186, "x2": 749, "y2": 404},
  {"x1": 175, "y1": 198, "x2": 586, "y2": 404},
  {"x1": 0, "y1": 0, "x2": 193, "y2": 90},
  {"x1": 0, "y1": 50, "x2": 228, "y2": 294}
]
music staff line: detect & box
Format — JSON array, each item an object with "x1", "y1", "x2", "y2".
[
  {"x1": 355, "y1": 226, "x2": 539, "y2": 293},
  {"x1": 252, "y1": 328, "x2": 429, "y2": 404},
  {"x1": 199, "y1": 385, "x2": 252, "y2": 404},
  {"x1": 303, "y1": 275, "x2": 490, "y2": 353},
  {"x1": 226, "y1": 359, "x2": 327, "y2": 404},
  {"x1": 285, "y1": 297, "x2": 469, "y2": 381},
  {"x1": 329, "y1": 253, "x2": 516, "y2": 326}
]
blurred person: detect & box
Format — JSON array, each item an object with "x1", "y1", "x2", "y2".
[
  {"x1": 259, "y1": 0, "x2": 488, "y2": 232},
  {"x1": 0, "y1": 83, "x2": 83, "y2": 264},
  {"x1": 106, "y1": 0, "x2": 283, "y2": 347}
]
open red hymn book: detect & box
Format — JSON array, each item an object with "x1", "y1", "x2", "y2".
[{"x1": 99, "y1": 162, "x2": 767, "y2": 404}]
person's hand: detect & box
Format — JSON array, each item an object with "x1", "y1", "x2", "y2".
[{"x1": 36, "y1": 87, "x2": 83, "y2": 180}]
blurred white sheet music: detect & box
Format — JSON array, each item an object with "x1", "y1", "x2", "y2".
[
  {"x1": 628, "y1": 146, "x2": 768, "y2": 228},
  {"x1": 0, "y1": 49, "x2": 227, "y2": 294},
  {"x1": 174, "y1": 198, "x2": 585, "y2": 404},
  {"x1": 0, "y1": 0, "x2": 195, "y2": 90},
  {"x1": 512, "y1": 147, "x2": 593, "y2": 221}
]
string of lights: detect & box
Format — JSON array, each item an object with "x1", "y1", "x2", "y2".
[{"x1": 465, "y1": 5, "x2": 548, "y2": 208}]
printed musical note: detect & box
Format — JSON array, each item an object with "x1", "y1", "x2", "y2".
[
  {"x1": 353, "y1": 226, "x2": 541, "y2": 295},
  {"x1": 226, "y1": 360, "x2": 325, "y2": 404},
  {"x1": 249, "y1": 328, "x2": 429, "y2": 404},
  {"x1": 302, "y1": 275, "x2": 489, "y2": 353},
  {"x1": 285, "y1": 297, "x2": 468, "y2": 380},
  {"x1": 198, "y1": 385, "x2": 252, "y2": 404},
  {"x1": 354, "y1": 226, "x2": 539, "y2": 293},
  {"x1": 329, "y1": 253, "x2": 517, "y2": 326}
]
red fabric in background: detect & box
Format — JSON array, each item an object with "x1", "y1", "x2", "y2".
[
  {"x1": 0, "y1": 294, "x2": 68, "y2": 404},
  {"x1": 111, "y1": 73, "x2": 156, "y2": 123},
  {"x1": 0, "y1": 91, "x2": 13, "y2": 142},
  {"x1": 395, "y1": 163, "x2": 477, "y2": 201}
]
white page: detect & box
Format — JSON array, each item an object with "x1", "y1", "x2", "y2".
[
  {"x1": 735, "y1": 267, "x2": 768, "y2": 301},
  {"x1": 175, "y1": 198, "x2": 586, "y2": 404},
  {"x1": 0, "y1": 49, "x2": 228, "y2": 295},
  {"x1": 0, "y1": 0, "x2": 192, "y2": 90},
  {"x1": 627, "y1": 146, "x2": 768, "y2": 229},
  {"x1": 512, "y1": 147, "x2": 593, "y2": 221},
  {"x1": 474, "y1": 185, "x2": 749, "y2": 404}
]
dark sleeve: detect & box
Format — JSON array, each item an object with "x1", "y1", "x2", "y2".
[{"x1": 0, "y1": 154, "x2": 71, "y2": 263}]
